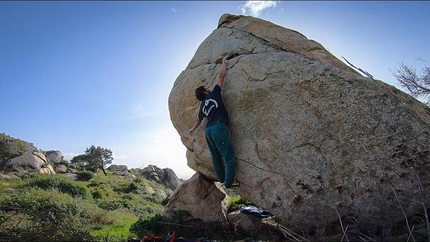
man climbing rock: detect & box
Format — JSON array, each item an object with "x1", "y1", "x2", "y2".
[{"x1": 187, "y1": 55, "x2": 240, "y2": 189}]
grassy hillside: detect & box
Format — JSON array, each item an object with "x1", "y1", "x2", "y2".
[{"x1": 0, "y1": 169, "x2": 167, "y2": 241}]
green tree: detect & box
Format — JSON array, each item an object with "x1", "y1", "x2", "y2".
[
  {"x1": 71, "y1": 154, "x2": 90, "y2": 166},
  {"x1": 71, "y1": 145, "x2": 113, "y2": 176},
  {"x1": 85, "y1": 145, "x2": 113, "y2": 176},
  {"x1": 392, "y1": 59, "x2": 430, "y2": 104}
]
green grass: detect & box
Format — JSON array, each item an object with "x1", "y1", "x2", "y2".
[
  {"x1": 227, "y1": 194, "x2": 254, "y2": 212},
  {"x1": 91, "y1": 209, "x2": 140, "y2": 241},
  {"x1": 0, "y1": 170, "x2": 168, "y2": 241}
]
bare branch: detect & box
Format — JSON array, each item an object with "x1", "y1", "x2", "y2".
[
  {"x1": 411, "y1": 166, "x2": 430, "y2": 242},
  {"x1": 334, "y1": 206, "x2": 350, "y2": 242},
  {"x1": 392, "y1": 60, "x2": 430, "y2": 104},
  {"x1": 391, "y1": 187, "x2": 416, "y2": 242}
]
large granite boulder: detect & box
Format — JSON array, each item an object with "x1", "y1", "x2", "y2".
[
  {"x1": 168, "y1": 14, "x2": 430, "y2": 231},
  {"x1": 6, "y1": 152, "x2": 55, "y2": 174}
]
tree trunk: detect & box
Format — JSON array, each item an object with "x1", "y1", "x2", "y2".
[{"x1": 101, "y1": 166, "x2": 107, "y2": 176}]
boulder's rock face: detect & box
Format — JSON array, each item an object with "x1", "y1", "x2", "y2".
[
  {"x1": 163, "y1": 168, "x2": 181, "y2": 190},
  {"x1": 46, "y1": 150, "x2": 63, "y2": 163},
  {"x1": 227, "y1": 210, "x2": 277, "y2": 234},
  {"x1": 108, "y1": 164, "x2": 128, "y2": 171},
  {"x1": 38, "y1": 166, "x2": 55, "y2": 174},
  {"x1": 6, "y1": 152, "x2": 47, "y2": 169},
  {"x1": 108, "y1": 164, "x2": 129, "y2": 176},
  {"x1": 165, "y1": 173, "x2": 228, "y2": 223},
  {"x1": 141, "y1": 165, "x2": 182, "y2": 190},
  {"x1": 142, "y1": 165, "x2": 163, "y2": 182},
  {"x1": 55, "y1": 164, "x2": 68, "y2": 173},
  {"x1": 0, "y1": 173, "x2": 19, "y2": 180},
  {"x1": 6, "y1": 152, "x2": 55, "y2": 174},
  {"x1": 168, "y1": 14, "x2": 430, "y2": 230}
]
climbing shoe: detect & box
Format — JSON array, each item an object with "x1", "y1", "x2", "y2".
[{"x1": 225, "y1": 181, "x2": 240, "y2": 188}]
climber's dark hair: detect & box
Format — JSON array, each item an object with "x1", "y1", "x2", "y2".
[{"x1": 195, "y1": 86, "x2": 208, "y2": 101}]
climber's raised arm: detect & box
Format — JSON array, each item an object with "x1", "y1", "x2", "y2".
[{"x1": 217, "y1": 55, "x2": 228, "y2": 88}]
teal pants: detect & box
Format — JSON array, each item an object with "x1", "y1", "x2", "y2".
[{"x1": 205, "y1": 122, "x2": 236, "y2": 185}]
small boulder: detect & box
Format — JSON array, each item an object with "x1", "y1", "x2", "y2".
[
  {"x1": 166, "y1": 173, "x2": 228, "y2": 223},
  {"x1": 55, "y1": 164, "x2": 68, "y2": 173},
  {"x1": 46, "y1": 150, "x2": 63, "y2": 163},
  {"x1": 115, "y1": 170, "x2": 128, "y2": 176},
  {"x1": 227, "y1": 210, "x2": 277, "y2": 234},
  {"x1": 108, "y1": 164, "x2": 129, "y2": 176},
  {"x1": 62, "y1": 173, "x2": 78, "y2": 181},
  {"x1": 68, "y1": 168, "x2": 79, "y2": 174},
  {"x1": 6, "y1": 173, "x2": 20, "y2": 179},
  {"x1": 3, "y1": 188, "x2": 15, "y2": 193},
  {"x1": 0, "y1": 174, "x2": 11, "y2": 180},
  {"x1": 38, "y1": 165, "x2": 55, "y2": 174}
]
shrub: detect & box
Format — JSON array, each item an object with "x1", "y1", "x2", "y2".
[
  {"x1": 24, "y1": 174, "x2": 90, "y2": 199},
  {"x1": 228, "y1": 195, "x2": 254, "y2": 212},
  {"x1": 129, "y1": 214, "x2": 164, "y2": 238},
  {"x1": 97, "y1": 198, "x2": 123, "y2": 211},
  {"x1": 127, "y1": 182, "x2": 139, "y2": 193},
  {"x1": 0, "y1": 171, "x2": 174, "y2": 241},
  {"x1": 161, "y1": 196, "x2": 170, "y2": 206},
  {"x1": 91, "y1": 190, "x2": 103, "y2": 199},
  {"x1": 0, "y1": 188, "x2": 94, "y2": 241},
  {"x1": 77, "y1": 171, "x2": 95, "y2": 181}
]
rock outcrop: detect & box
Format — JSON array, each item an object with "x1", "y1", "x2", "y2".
[
  {"x1": 6, "y1": 152, "x2": 55, "y2": 174},
  {"x1": 108, "y1": 164, "x2": 129, "y2": 176},
  {"x1": 168, "y1": 14, "x2": 430, "y2": 230},
  {"x1": 141, "y1": 165, "x2": 182, "y2": 190}
]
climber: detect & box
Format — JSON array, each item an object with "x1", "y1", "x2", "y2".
[{"x1": 187, "y1": 55, "x2": 240, "y2": 189}]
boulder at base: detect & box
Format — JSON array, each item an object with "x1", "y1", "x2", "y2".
[
  {"x1": 168, "y1": 13, "x2": 430, "y2": 231},
  {"x1": 165, "y1": 173, "x2": 228, "y2": 223}
]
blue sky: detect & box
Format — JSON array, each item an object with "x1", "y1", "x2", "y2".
[{"x1": 1, "y1": 1, "x2": 429, "y2": 179}]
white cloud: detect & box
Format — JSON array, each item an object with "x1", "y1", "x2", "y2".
[
  {"x1": 239, "y1": 1, "x2": 279, "y2": 17},
  {"x1": 171, "y1": 8, "x2": 178, "y2": 13}
]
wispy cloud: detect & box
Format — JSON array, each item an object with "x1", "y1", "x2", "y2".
[
  {"x1": 239, "y1": 1, "x2": 279, "y2": 17},
  {"x1": 171, "y1": 8, "x2": 178, "y2": 13}
]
